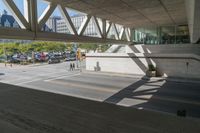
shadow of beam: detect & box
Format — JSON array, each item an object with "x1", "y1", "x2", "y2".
[{"x1": 104, "y1": 77, "x2": 150, "y2": 104}]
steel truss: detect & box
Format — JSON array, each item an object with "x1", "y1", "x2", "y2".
[{"x1": 1, "y1": 0, "x2": 133, "y2": 44}]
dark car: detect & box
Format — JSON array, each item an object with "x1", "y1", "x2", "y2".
[
  {"x1": 5, "y1": 55, "x2": 20, "y2": 63},
  {"x1": 48, "y1": 56, "x2": 61, "y2": 64}
]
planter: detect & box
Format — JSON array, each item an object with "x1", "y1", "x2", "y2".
[{"x1": 146, "y1": 70, "x2": 156, "y2": 77}]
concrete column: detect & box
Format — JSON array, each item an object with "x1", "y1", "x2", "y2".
[
  {"x1": 28, "y1": 0, "x2": 38, "y2": 34},
  {"x1": 102, "y1": 19, "x2": 106, "y2": 39},
  {"x1": 174, "y1": 25, "x2": 177, "y2": 44},
  {"x1": 185, "y1": 0, "x2": 200, "y2": 43},
  {"x1": 130, "y1": 28, "x2": 135, "y2": 42}
]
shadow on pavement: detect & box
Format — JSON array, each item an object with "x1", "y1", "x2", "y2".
[
  {"x1": 104, "y1": 77, "x2": 200, "y2": 118},
  {"x1": 105, "y1": 45, "x2": 200, "y2": 118},
  {"x1": 0, "y1": 82, "x2": 199, "y2": 133}
]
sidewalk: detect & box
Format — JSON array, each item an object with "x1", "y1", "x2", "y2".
[
  {"x1": 0, "y1": 63, "x2": 23, "y2": 69},
  {"x1": 0, "y1": 63, "x2": 48, "y2": 69}
]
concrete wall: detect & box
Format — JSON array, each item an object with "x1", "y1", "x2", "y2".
[{"x1": 86, "y1": 44, "x2": 200, "y2": 79}]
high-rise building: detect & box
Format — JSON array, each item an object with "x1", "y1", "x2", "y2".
[
  {"x1": 56, "y1": 15, "x2": 98, "y2": 37},
  {"x1": 46, "y1": 16, "x2": 61, "y2": 32}
]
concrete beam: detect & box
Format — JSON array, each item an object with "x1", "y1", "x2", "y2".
[{"x1": 0, "y1": 27, "x2": 131, "y2": 44}]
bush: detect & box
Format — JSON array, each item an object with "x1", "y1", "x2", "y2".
[{"x1": 148, "y1": 64, "x2": 156, "y2": 71}]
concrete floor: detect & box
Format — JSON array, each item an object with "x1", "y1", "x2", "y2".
[
  {"x1": 1, "y1": 82, "x2": 200, "y2": 133},
  {"x1": 0, "y1": 62, "x2": 200, "y2": 132},
  {"x1": 0, "y1": 62, "x2": 200, "y2": 118}
]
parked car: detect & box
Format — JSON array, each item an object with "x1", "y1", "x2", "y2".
[
  {"x1": 34, "y1": 52, "x2": 49, "y2": 62},
  {"x1": 48, "y1": 56, "x2": 61, "y2": 64},
  {"x1": 54, "y1": 54, "x2": 63, "y2": 60},
  {"x1": 34, "y1": 53, "x2": 41, "y2": 62},
  {"x1": 0, "y1": 56, "x2": 6, "y2": 63}
]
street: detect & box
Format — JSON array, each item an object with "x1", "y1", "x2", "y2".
[{"x1": 0, "y1": 62, "x2": 200, "y2": 119}]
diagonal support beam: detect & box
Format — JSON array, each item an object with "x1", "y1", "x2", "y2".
[
  {"x1": 78, "y1": 15, "x2": 91, "y2": 36},
  {"x1": 2, "y1": 0, "x2": 30, "y2": 29},
  {"x1": 58, "y1": 5, "x2": 77, "y2": 35},
  {"x1": 113, "y1": 23, "x2": 119, "y2": 40},
  {"x1": 38, "y1": 3, "x2": 57, "y2": 30},
  {"x1": 125, "y1": 28, "x2": 131, "y2": 41},
  {"x1": 93, "y1": 16, "x2": 103, "y2": 38},
  {"x1": 24, "y1": 0, "x2": 29, "y2": 22},
  {"x1": 106, "y1": 22, "x2": 112, "y2": 36},
  {"x1": 119, "y1": 27, "x2": 125, "y2": 40}
]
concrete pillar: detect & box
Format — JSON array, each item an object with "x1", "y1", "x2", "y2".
[
  {"x1": 185, "y1": 0, "x2": 200, "y2": 43},
  {"x1": 102, "y1": 19, "x2": 106, "y2": 39},
  {"x1": 157, "y1": 27, "x2": 162, "y2": 45},
  {"x1": 30, "y1": 0, "x2": 38, "y2": 34},
  {"x1": 130, "y1": 28, "x2": 134, "y2": 42}
]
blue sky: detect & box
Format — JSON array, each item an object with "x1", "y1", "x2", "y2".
[{"x1": 0, "y1": 0, "x2": 78, "y2": 17}]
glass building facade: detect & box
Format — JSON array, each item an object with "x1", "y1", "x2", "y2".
[{"x1": 132, "y1": 25, "x2": 190, "y2": 45}]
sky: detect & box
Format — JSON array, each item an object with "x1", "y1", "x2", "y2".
[{"x1": 0, "y1": 0, "x2": 79, "y2": 18}]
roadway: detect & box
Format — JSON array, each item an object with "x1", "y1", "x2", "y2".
[{"x1": 0, "y1": 61, "x2": 200, "y2": 119}]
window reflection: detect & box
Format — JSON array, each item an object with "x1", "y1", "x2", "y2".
[{"x1": 133, "y1": 25, "x2": 190, "y2": 45}]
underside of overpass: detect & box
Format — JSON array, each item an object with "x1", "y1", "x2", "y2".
[
  {"x1": 0, "y1": 1, "x2": 200, "y2": 132},
  {"x1": 0, "y1": 0, "x2": 200, "y2": 44}
]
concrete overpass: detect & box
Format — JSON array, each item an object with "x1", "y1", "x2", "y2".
[{"x1": 0, "y1": 0, "x2": 200, "y2": 44}]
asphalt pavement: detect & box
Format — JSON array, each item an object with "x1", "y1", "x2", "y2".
[{"x1": 0, "y1": 61, "x2": 200, "y2": 119}]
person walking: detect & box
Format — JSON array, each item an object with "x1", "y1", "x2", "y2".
[
  {"x1": 70, "y1": 63, "x2": 73, "y2": 71},
  {"x1": 72, "y1": 63, "x2": 75, "y2": 71},
  {"x1": 5, "y1": 55, "x2": 8, "y2": 67}
]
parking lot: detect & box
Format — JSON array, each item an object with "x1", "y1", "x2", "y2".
[{"x1": 0, "y1": 61, "x2": 83, "y2": 85}]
